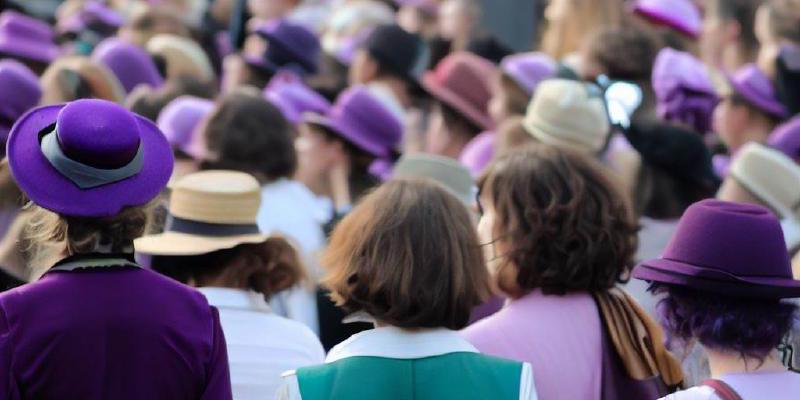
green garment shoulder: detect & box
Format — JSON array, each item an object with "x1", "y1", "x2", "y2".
[{"x1": 296, "y1": 352, "x2": 523, "y2": 400}]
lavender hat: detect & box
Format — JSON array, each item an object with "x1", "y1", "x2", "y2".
[
  {"x1": 304, "y1": 85, "x2": 402, "y2": 158},
  {"x1": 251, "y1": 19, "x2": 321, "y2": 75},
  {"x1": 6, "y1": 99, "x2": 174, "y2": 217},
  {"x1": 725, "y1": 64, "x2": 787, "y2": 119},
  {"x1": 652, "y1": 48, "x2": 718, "y2": 134},
  {"x1": 459, "y1": 131, "x2": 495, "y2": 177},
  {"x1": 633, "y1": 199, "x2": 800, "y2": 298},
  {"x1": 264, "y1": 71, "x2": 331, "y2": 124},
  {"x1": 500, "y1": 52, "x2": 557, "y2": 96},
  {"x1": 92, "y1": 38, "x2": 164, "y2": 93},
  {"x1": 768, "y1": 116, "x2": 800, "y2": 162},
  {"x1": 0, "y1": 11, "x2": 60, "y2": 64},
  {"x1": 0, "y1": 59, "x2": 42, "y2": 143},
  {"x1": 632, "y1": 0, "x2": 702, "y2": 38},
  {"x1": 156, "y1": 96, "x2": 214, "y2": 158}
]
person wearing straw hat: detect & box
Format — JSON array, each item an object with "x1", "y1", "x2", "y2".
[
  {"x1": 0, "y1": 99, "x2": 232, "y2": 399},
  {"x1": 138, "y1": 170, "x2": 324, "y2": 400},
  {"x1": 633, "y1": 200, "x2": 800, "y2": 400}
]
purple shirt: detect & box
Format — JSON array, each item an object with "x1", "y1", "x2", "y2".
[
  {"x1": 462, "y1": 289, "x2": 602, "y2": 400},
  {"x1": 0, "y1": 256, "x2": 232, "y2": 400}
]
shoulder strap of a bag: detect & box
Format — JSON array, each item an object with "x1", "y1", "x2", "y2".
[{"x1": 702, "y1": 379, "x2": 744, "y2": 400}]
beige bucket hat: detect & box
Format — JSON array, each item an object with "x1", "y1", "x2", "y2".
[
  {"x1": 135, "y1": 170, "x2": 269, "y2": 256},
  {"x1": 523, "y1": 79, "x2": 610, "y2": 153},
  {"x1": 724, "y1": 143, "x2": 800, "y2": 251}
]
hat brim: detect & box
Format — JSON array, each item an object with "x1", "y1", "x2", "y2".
[
  {"x1": 632, "y1": 7, "x2": 699, "y2": 38},
  {"x1": 725, "y1": 74, "x2": 788, "y2": 118},
  {"x1": 0, "y1": 37, "x2": 60, "y2": 63},
  {"x1": 258, "y1": 31, "x2": 316, "y2": 75},
  {"x1": 303, "y1": 112, "x2": 388, "y2": 158},
  {"x1": 633, "y1": 258, "x2": 800, "y2": 298},
  {"x1": 7, "y1": 104, "x2": 174, "y2": 217},
  {"x1": 135, "y1": 231, "x2": 269, "y2": 256},
  {"x1": 421, "y1": 72, "x2": 494, "y2": 131}
]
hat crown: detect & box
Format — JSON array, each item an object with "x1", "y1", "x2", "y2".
[
  {"x1": 55, "y1": 99, "x2": 141, "y2": 169},
  {"x1": 0, "y1": 11, "x2": 53, "y2": 40},
  {"x1": 157, "y1": 96, "x2": 214, "y2": 149},
  {"x1": 633, "y1": 0, "x2": 701, "y2": 37},
  {"x1": 730, "y1": 143, "x2": 800, "y2": 220},
  {"x1": 169, "y1": 170, "x2": 262, "y2": 224},
  {"x1": 331, "y1": 86, "x2": 402, "y2": 148},
  {"x1": 501, "y1": 52, "x2": 556, "y2": 95},
  {"x1": 433, "y1": 52, "x2": 494, "y2": 113},
  {"x1": 0, "y1": 60, "x2": 41, "y2": 118},
  {"x1": 664, "y1": 200, "x2": 792, "y2": 279}
]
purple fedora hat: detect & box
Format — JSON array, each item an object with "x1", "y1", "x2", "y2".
[
  {"x1": 725, "y1": 64, "x2": 787, "y2": 119},
  {"x1": 304, "y1": 85, "x2": 402, "y2": 158},
  {"x1": 6, "y1": 99, "x2": 174, "y2": 217},
  {"x1": 92, "y1": 38, "x2": 164, "y2": 94},
  {"x1": 252, "y1": 19, "x2": 321, "y2": 75},
  {"x1": 769, "y1": 116, "x2": 800, "y2": 162},
  {"x1": 500, "y1": 52, "x2": 557, "y2": 96},
  {"x1": 633, "y1": 199, "x2": 800, "y2": 298},
  {"x1": 264, "y1": 71, "x2": 331, "y2": 124},
  {"x1": 0, "y1": 11, "x2": 60, "y2": 64},
  {"x1": 652, "y1": 48, "x2": 718, "y2": 134},
  {"x1": 632, "y1": 0, "x2": 702, "y2": 38},
  {"x1": 157, "y1": 96, "x2": 214, "y2": 158},
  {"x1": 0, "y1": 59, "x2": 42, "y2": 140}
]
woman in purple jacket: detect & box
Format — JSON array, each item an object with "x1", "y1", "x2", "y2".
[{"x1": 0, "y1": 99, "x2": 232, "y2": 399}]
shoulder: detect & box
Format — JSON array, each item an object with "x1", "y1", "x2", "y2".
[
  {"x1": 660, "y1": 386, "x2": 719, "y2": 400},
  {"x1": 266, "y1": 314, "x2": 325, "y2": 358}
]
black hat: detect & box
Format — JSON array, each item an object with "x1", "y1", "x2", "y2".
[{"x1": 365, "y1": 24, "x2": 428, "y2": 83}]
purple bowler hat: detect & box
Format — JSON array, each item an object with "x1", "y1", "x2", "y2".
[
  {"x1": 726, "y1": 64, "x2": 787, "y2": 119},
  {"x1": 769, "y1": 116, "x2": 800, "y2": 162},
  {"x1": 6, "y1": 99, "x2": 174, "y2": 217},
  {"x1": 632, "y1": 0, "x2": 702, "y2": 38},
  {"x1": 0, "y1": 11, "x2": 60, "y2": 64},
  {"x1": 652, "y1": 48, "x2": 718, "y2": 134},
  {"x1": 304, "y1": 85, "x2": 402, "y2": 158},
  {"x1": 156, "y1": 96, "x2": 214, "y2": 158},
  {"x1": 264, "y1": 71, "x2": 331, "y2": 124},
  {"x1": 0, "y1": 59, "x2": 42, "y2": 142},
  {"x1": 499, "y1": 52, "x2": 557, "y2": 96},
  {"x1": 92, "y1": 38, "x2": 164, "y2": 93},
  {"x1": 633, "y1": 200, "x2": 800, "y2": 298},
  {"x1": 459, "y1": 131, "x2": 496, "y2": 177},
  {"x1": 251, "y1": 19, "x2": 321, "y2": 75}
]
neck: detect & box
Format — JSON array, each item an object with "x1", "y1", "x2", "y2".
[
  {"x1": 707, "y1": 349, "x2": 787, "y2": 377},
  {"x1": 437, "y1": 133, "x2": 471, "y2": 159},
  {"x1": 722, "y1": 44, "x2": 754, "y2": 72},
  {"x1": 374, "y1": 77, "x2": 412, "y2": 109},
  {"x1": 729, "y1": 124, "x2": 772, "y2": 153}
]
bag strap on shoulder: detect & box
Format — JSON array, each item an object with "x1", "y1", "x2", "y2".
[{"x1": 702, "y1": 379, "x2": 743, "y2": 400}]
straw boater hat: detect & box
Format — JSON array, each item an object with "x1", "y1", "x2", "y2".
[
  {"x1": 135, "y1": 170, "x2": 269, "y2": 256},
  {"x1": 719, "y1": 142, "x2": 800, "y2": 252}
]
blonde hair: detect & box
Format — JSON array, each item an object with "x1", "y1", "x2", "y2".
[
  {"x1": 25, "y1": 204, "x2": 153, "y2": 277},
  {"x1": 540, "y1": 0, "x2": 627, "y2": 60},
  {"x1": 39, "y1": 56, "x2": 126, "y2": 105}
]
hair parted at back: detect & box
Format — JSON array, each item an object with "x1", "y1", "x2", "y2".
[
  {"x1": 480, "y1": 144, "x2": 639, "y2": 297},
  {"x1": 322, "y1": 179, "x2": 490, "y2": 330}
]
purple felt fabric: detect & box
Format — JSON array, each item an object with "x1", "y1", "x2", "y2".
[
  {"x1": 0, "y1": 59, "x2": 41, "y2": 141},
  {"x1": 727, "y1": 64, "x2": 787, "y2": 118},
  {"x1": 632, "y1": 0, "x2": 702, "y2": 38},
  {"x1": 157, "y1": 96, "x2": 214, "y2": 156},
  {"x1": 768, "y1": 116, "x2": 800, "y2": 162},
  {"x1": 92, "y1": 38, "x2": 164, "y2": 93},
  {"x1": 652, "y1": 48, "x2": 718, "y2": 134},
  {"x1": 0, "y1": 265, "x2": 232, "y2": 399},
  {"x1": 0, "y1": 11, "x2": 60, "y2": 63},
  {"x1": 499, "y1": 52, "x2": 556, "y2": 96},
  {"x1": 264, "y1": 71, "x2": 331, "y2": 125},
  {"x1": 459, "y1": 131, "x2": 495, "y2": 177}
]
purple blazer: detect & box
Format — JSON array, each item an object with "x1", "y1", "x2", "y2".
[{"x1": 0, "y1": 254, "x2": 232, "y2": 400}]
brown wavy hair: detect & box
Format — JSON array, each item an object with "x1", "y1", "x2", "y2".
[
  {"x1": 479, "y1": 144, "x2": 638, "y2": 297},
  {"x1": 323, "y1": 179, "x2": 490, "y2": 330}
]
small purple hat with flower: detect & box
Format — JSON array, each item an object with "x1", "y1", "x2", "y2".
[
  {"x1": 633, "y1": 199, "x2": 800, "y2": 298},
  {"x1": 263, "y1": 71, "x2": 331, "y2": 125}
]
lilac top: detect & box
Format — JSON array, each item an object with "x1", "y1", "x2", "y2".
[
  {"x1": 462, "y1": 289, "x2": 602, "y2": 400},
  {"x1": 0, "y1": 256, "x2": 232, "y2": 399},
  {"x1": 662, "y1": 371, "x2": 800, "y2": 399}
]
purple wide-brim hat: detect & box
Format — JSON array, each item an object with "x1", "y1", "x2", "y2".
[
  {"x1": 255, "y1": 19, "x2": 320, "y2": 74},
  {"x1": 726, "y1": 64, "x2": 787, "y2": 118},
  {"x1": 633, "y1": 199, "x2": 800, "y2": 298},
  {"x1": 632, "y1": 0, "x2": 701, "y2": 38},
  {"x1": 0, "y1": 11, "x2": 60, "y2": 63},
  {"x1": 7, "y1": 100, "x2": 174, "y2": 217},
  {"x1": 264, "y1": 72, "x2": 331, "y2": 124}
]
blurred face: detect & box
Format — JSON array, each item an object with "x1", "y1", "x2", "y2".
[
  {"x1": 294, "y1": 124, "x2": 341, "y2": 192},
  {"x1": 438, "y1": 0, "x2": 473, "y2": 41},
  {"x1": 713, "y1": 97, "x2": 749, "y2": 151},
  {"x1": 544, "y1": 0, "x2": 569, "y2": 23},
  {"x1": 700, "y1": 3, "x2": 731, "y2": 68},
  {"x1": 398, "y1": 6, "x2": 423, "y2": 34},
  {"x1": 488, "y1": 74, "x2": 510, "y2": 124},
  {"x1": 348, "y1": 49, "x2": 377, "y2": 85},
  {"x1": 424, "y1": 105, "x2": 452, "y2": 155}
]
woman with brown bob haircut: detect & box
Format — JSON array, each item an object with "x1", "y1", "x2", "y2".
[
  {"x1": 463, "y1": 144, "x2": 683, "y2": 400},
  {"x1": 278, "y1": 179, "x2": 536, "y2": 400}
]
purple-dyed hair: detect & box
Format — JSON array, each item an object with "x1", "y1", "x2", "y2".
[{"x1": 650, "y1": 283, "x2": 798, "y2": 361}]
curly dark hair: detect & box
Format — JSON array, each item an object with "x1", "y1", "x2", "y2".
[
  {"x1": 201, "y1": 89, "x2": 297, "y2": 182},
  {"x1": 651, "y1": 283, "x2": 798, "y2": 362},
  {"x1": 479, "y1": 144, "x2": 639, "y2": 297}
]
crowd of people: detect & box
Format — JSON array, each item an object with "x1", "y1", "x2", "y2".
[{"x1": 0, "y1": 0, "x2": 799, "y2": 399}]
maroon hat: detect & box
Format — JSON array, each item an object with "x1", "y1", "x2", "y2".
[
  {"x1": 7, "y1": 99, "x2": 174, "y2": 217},
  {"x1": 633, "y1": 200, "x2": 800, "y2": 298},
  {"x1": 422, "y1": 52, "x2": 497, "y2": 131},
  {"x1": 0, "y1": 11, "x2": 60, "y2": 64},
  {"x1": 725, "y1": 64, "x2": 787, "y2": 119},
  {"x1": 304, "y1": 85, "x2": 402, "y2": 158}
]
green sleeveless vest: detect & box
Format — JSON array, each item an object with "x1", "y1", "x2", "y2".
[{"x1": 296, "y1": 352, "x2": 523, "y2": 400}]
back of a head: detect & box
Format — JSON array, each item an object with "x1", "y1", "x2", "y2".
[
  {"x1": 540, "y1": 0, "x2": 626, "y2": 60},
  {"x1": 202, "y1": 89, "x2": 296, "y2": 182},
  {"x1": 709, "y1": 0, "x2": 763, "y2": 59},
  {"x1": 323, "y1": 179, "x2": 489, "y2": 330},
  {"x1": 584, "y1": 26, "x2": 660, "y2": 83}
]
